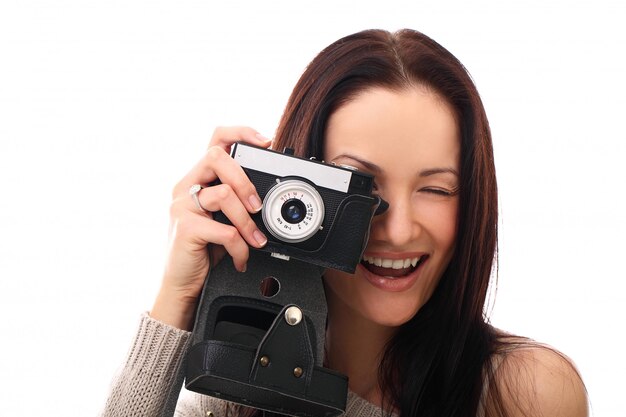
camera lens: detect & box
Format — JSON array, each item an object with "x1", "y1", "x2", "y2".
[
  {"x1": 262, "y1": 179, "x2": 325, "y2": 243},
  {"x1": 281, "y1": 199, "x2": 307, "y2": 224}
]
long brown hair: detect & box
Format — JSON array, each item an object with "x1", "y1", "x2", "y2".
[{"x1": 271, "y1": 29, "x2": 500, "y2": 417}]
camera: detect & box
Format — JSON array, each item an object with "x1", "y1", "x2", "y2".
[
  {"x1": 184, "y1": 143, "x2": 386, "y2": 417},
  {"x1": 214, "y1": 142, "x2": 382, "y2": 273}
]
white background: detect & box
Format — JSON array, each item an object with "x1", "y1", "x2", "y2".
[{"x1": 1, "y1": 1, "x2": 624, "y2": 416}]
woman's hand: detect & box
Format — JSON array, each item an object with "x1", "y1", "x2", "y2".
[{"x1": 150, "y1": 126, "x2": 272, "y2": 330}]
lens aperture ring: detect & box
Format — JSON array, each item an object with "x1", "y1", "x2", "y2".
[{"x1": 262, "y1": 180, "x2": 325, "y2": 243}]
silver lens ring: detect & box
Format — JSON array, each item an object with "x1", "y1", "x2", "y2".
[{"x1": 262, "y1": 179, "x2": 325, "y2": 243}]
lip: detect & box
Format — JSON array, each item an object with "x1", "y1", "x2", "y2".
[{"x1": 359, "y1": 254, "x2": 428, "y2": 293}]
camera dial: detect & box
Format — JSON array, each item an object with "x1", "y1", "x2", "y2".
[{"x1": 262, "y1": 179, "x2": 325, "y2": 243}]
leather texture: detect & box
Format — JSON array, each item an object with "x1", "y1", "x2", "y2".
[{"x1": 184, "y1": 252, "x2": 348, "y2": 417}]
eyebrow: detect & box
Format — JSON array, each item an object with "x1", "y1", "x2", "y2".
[
  {"x1": 332, "y1": 153, "x2": 382, "y2": 173},
  {"x1": 331, "y1": 153, "x2": 459, "y2": 177},
  {"x1": 419, "y1": 167, "x2": 459, "y2": 177}
]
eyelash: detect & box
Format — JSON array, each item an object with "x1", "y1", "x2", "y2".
[
  {"x1": 422, "y1": 187, "x2": 458, "y2": 196},
  {"x1": 372, "y1": 184, "x2": 458, "y2": 197}
]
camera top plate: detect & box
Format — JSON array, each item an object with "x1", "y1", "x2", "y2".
[{"x1": 230, "y1": 142, "x2": 372, "y2": 194}]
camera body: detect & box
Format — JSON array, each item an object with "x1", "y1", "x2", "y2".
[{"x1": 215, "y1": 142, "x2": 380, "y2": 273}]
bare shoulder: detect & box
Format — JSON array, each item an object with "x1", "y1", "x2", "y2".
[{"x1": 487, "y1": 336, "x2": 589, "y2": 417}]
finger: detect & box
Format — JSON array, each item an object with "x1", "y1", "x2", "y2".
[
  {"x1": 175, "y1": 146, "x2": 263, "y2": 213},
  {"x1": 172, "y1": 213, "x2": 251, "y2": 272},
  {"x1": 209, "y1": 126, "x2": 273, "y2": 151},
  {"x1": 195, "y1": 184, "x2": 268, "y2": 249},
  {"x1": 199, "y1": 221, "x2": 250, "y2": 272},
  {"x1": 171, "y1": 184, "x2": 268, "y2": 249}
]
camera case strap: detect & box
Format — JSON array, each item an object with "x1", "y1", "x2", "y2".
[{"x1": 185, "y1": 250, "x2": 348, "y2": 417}]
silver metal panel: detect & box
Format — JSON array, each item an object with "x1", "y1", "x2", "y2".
[{"x1": 232, "y1": 144, "x2": 351, "y2": 192}]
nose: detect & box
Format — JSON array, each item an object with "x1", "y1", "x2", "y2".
[{"x1": 371, "y1": 194, "x2": 418, "y2": 247}]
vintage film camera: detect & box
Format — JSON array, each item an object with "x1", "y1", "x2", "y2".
[
  {"x1": 184, "y1": 143, "x2": 385, "y2": 417},
  {"x1": 216, "y1": 142, "x2": 382, "y2": 273}
]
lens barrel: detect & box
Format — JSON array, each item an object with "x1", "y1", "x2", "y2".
[
  {"x1": 281, "y1": 199, "x2": 307, "y2": 224},
  {"x1": 262, "y1": 179, "x2": 325, "y2": 243}
]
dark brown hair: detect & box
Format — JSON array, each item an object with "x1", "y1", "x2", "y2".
[{"x1": 271, "y1": 29, "x2": 500, "y2": 417}]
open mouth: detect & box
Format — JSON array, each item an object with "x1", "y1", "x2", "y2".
[{"x1": 360, "y1": 255, "x2": 427, "y2": 278}]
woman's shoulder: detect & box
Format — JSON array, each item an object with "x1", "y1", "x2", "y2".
[{"x1": 485, "y1": 330, "x2": 589, "y2": 417}]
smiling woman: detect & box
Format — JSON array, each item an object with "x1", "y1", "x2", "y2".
[
  {"x1": 321, "y1": 87, "x2": 461, "y2": 407},
  {"x1": 323, "y1": 86, "x2": 460, "y2": 329},
  {"x1": 100, "y1": 29, "x2": 588, "y2": 417}
]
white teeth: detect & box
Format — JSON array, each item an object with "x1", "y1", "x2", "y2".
[{"x1": 362, "y1": 255, "x2": 422, "y2": 270}]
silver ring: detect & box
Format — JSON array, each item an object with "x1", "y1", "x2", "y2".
[{"x1": 189, "y1": 184, "x2": 209, "y2": 213}]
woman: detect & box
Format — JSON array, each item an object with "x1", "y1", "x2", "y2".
[{"x1": 102, "y1": 29, "x2": 588, "y2": 417}]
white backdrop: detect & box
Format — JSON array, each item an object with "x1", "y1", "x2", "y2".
[{"x1": 1, "y1": 1, "x2": 624, "y2": 416}]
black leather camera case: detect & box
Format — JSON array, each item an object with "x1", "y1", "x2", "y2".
[{"x1": 185, "y1": 251, "x2": 348, "y2": 417}]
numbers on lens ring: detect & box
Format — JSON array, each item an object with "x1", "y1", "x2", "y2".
[
  {"x1": 280, "y1": 192, "x2": 305, "y2": 200},
  {"x1": 276, "y1": 217, "x2": 292, "y2": 230}
]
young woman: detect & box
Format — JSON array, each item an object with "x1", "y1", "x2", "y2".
[{"x1": 102, "y1": 29, "x2": 588, "y2": 417}]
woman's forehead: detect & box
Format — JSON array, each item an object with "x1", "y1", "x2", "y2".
[{"x1": 324, "y1": 87, "x2": 460, "y2": 170}]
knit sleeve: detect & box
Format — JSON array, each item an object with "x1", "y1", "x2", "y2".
[{"x1": 100, "y1": 313, "x2": 193, "y2": 417}]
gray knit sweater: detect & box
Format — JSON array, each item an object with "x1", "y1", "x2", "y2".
[{"x1": 101, "y1": 313, "x2": 392, "y2": 417}]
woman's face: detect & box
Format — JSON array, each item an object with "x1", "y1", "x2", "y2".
[{"x1": 323, "y1": 86, "x2": 460, "y2": 327}]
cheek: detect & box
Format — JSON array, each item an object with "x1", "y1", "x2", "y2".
[{"x1": 417, "y1": 199, "x2": 458, "y2": 254}]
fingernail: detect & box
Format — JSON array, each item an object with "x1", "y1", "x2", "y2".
[
  {"x1": 253, "y1": 230, "x2": 268, "y2": 247},
  {"x1": 241, "y1": 263, "x2": 247, "y2": 273},
  {"x1": 248, "y1": 194, "x2": 263, "y2": 212},
  {"x1": 255, "y1": 133, "x2": 272, "y2": 143}
]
